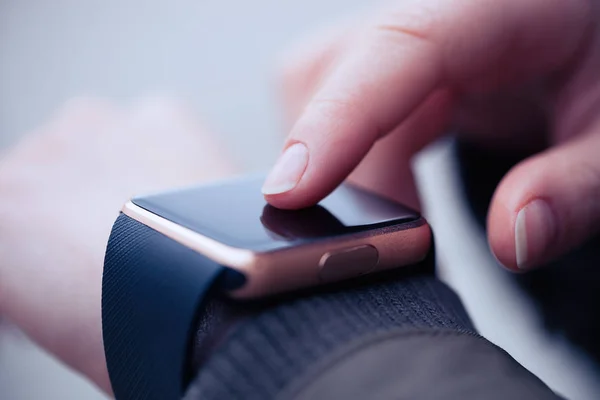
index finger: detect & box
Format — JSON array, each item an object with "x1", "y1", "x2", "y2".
[{"x1": 262, "y1": 0, "x2": 590, "y2": 209}]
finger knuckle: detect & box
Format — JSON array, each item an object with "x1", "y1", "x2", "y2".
[{"x1": 373, "y1": 3, "x2": 439, "y2": 47}]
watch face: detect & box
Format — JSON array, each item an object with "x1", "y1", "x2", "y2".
[{"x1": 132, "y1": 175, "x2": 420, "y2": 252}]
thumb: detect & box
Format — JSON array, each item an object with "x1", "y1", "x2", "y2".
[{"x1": 488, "y1": 126, "x2": 600, "y2": 271}]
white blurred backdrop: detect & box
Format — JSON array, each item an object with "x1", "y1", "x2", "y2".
[{"x1": 1, "y1": 1, "x2": 599, "y2": 399}]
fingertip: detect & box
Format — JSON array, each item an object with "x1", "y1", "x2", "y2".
[
  {"x1": 486, "y1": 150, "x2": 577, "y2": 273},
  {"x1": 263, "y1": 191, "x2": 320, "y2": 210},
  {"x1": 489, "y1": 194, "x2": 559, "y2": 273},
  {"x1": 261, "y1": 142, "x2": 329, "y2": 209},
  {"x1": 486, "y1": 158, "x2": 540, "y2": 272},
  {"x1": 261, "y1": 142, "x2": 309, "y2": 197},
  {"x1": 487, "y1": 199, "x2": 520, "y2": 272}
]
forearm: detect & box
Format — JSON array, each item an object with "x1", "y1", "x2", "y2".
[
  {"x1": 0, "y1": 97, "x2": 239, "y2": 397},
  {"x1": 0, "y1": 216, "x2": 112, "y2": 395}
]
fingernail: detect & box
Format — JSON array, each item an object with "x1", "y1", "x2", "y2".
[
  {"x1": 262, "y1": 143, "x2": 309, "y2": 195},
  {"x1": 514, "y1": 199, "x2": 556, "y2": 269}
]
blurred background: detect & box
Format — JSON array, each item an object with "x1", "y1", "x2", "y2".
[{"x1": 1, "y1": 1, "x2": 599, "y2": 399}]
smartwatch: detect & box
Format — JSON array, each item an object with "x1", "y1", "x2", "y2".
[{"x1": 101, "y1": 174, "x2": 431, "y2": 399}]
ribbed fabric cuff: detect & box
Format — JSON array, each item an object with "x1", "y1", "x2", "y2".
[{"x1": 184, "y1": 270, "x2": 474, "y2": 400}]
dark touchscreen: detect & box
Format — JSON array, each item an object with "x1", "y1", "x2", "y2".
[{"x1": 132, "y1": 175, "x2": 419, "y2": 252}]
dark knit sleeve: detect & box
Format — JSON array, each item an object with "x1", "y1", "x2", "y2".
[{"x1": 182, "y1": 265, "x2": 560, "y2": 400}]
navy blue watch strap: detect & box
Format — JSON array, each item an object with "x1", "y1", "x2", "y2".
[{"x1": 102, "y1": 213, "x2": 225, "y2": 400}]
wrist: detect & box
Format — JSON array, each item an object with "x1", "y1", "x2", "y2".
[
  {"x1": 0, "y1": 204, "x2": 111, "y2": 394},
  {"x1": 185, "y1": 268, "x2": 473, "y2": 399}
]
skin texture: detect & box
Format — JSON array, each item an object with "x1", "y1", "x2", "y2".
[
  {"x1": 0, "y1": 97, "x2": 237, "y2": 394},
  {"x1": 1, "y1": 0, "x2": 600, "y2": 394},
  {"x1": 265, "y1": 0, "x2": 600, "y2": 271}
]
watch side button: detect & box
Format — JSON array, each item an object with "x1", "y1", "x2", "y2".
[{"x1": 319, "y1": 245, "x2": 379, "y2": 283}]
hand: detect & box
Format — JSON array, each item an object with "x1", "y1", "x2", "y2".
[
  {"x1": 0, "y1": 97, "x2": 237, "y2": 394},
  {"x1": 263, "y1": 0, "x2": 600, "y2": 271}
]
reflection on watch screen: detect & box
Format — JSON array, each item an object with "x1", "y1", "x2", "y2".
[{"x1": 132, "y1": 175, "x2": 419, "y2": 252}]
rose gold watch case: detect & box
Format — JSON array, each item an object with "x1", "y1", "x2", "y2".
[{"x1": 122, "y1": 201, "x2": 432, "y2": 299}]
